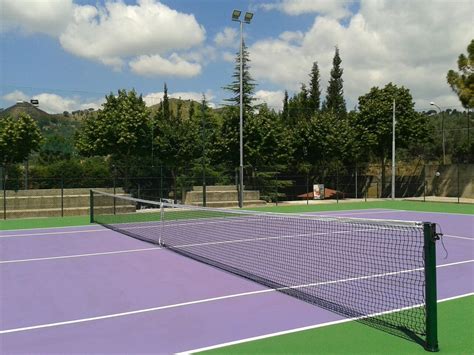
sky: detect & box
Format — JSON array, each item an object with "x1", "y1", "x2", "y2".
[{"x1": 0, "y1": 0, "x2": 472, "y2": 114}]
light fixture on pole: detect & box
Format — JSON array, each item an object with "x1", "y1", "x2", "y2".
[
  {"x1": 430, "y1": 102, "x2": 445, "y2": 165},
  {"x1": 231, "y1": 9, "x2": 253, "y2": 208}
]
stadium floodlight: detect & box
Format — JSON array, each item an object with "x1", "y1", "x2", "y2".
[
  {"x1": 244, "y1": 12, "x2": 253, "y2": 23},
  {"x1": 232, "y1": 10, "x2": 241, "y2": 21},
  {"x1": 231, "y1": 9, "x2": 254, "y2": 207},
  {"x1": 430, "y1": 102, "x2": 446, "y2": 165}
]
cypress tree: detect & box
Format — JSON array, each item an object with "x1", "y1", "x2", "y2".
[
  {"x1": 324, "y1": 47, "x2": 346, "y2": 115},
  {"x1": 163, "y1": 83, "x2": 170, "y2": 120},
  {"x1": 282, "y1": 90, "x2": 289, "y2": 121},
  {"x1": 309, "y1": 61, "x2": 321, "y2": 113}
]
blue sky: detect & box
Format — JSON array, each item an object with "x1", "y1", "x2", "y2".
[{"x1": 1, "y1": 0, "x2": 472, "y2": 113}]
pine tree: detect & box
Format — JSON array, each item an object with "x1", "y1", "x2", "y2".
[
  {"x1": 309, "y1": 61, "x2": 321, "y2": 113},
  {"x1": 324, "y1": 47, "x2": 346, "y2": 115},
  {"x1": 223, "y1": 41, "x2": 256, "y2": 112}
]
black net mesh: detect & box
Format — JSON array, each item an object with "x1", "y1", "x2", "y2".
[{"x1": 91, "y1": 190, "x2": 428, "y2": 344}]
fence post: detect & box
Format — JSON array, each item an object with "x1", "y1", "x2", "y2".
[
  {"x1": 355, "y1": 164, "x2": 358, "y2": 199},
  {"x1": 2, "y1": 170, "x2": 6, "y2": 220},
  {"x1": 160, "y1": 165, "x2": 163, "y2": 201},
  {"x1": 89, "y1": 190, "x2": 94, "y2": 224},
  {"x1": 306, "y1": 173, "x2": 314, "y2": 205},
  {"x1": 423, "y1": 164, "x2": 426, "y2": 202},
  {"x1": 61, "y1": 176, "x2": 64, "y2": 217},
  {"x1": 457, "y1": 164, "x2": 460, "y2": 204},
  {"x1": 202, "y1": 167, "x2": 207, "y2": 207},
  {"x1": 275, "y1": 172, "x2": 278, "y2": 206},
  {"x1": 113, "y1": 172, "x2": 116, "y2": 215},
  {"x1": 336, "y1": 168, "x2": 339, "y2": 203}
]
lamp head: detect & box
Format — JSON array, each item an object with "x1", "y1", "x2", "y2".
[
  {"x1": 430, "y1": 102, "x2": 435, "y2": 106},
  {"x1": 232, "y1": 9, "x2": 241, "y2": 21},
  {"x1": 244, "y1": 12, "x2": 253, "y2": 23}
]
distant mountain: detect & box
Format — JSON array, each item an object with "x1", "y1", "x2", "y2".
[
  {"x1": 0, "y1": 101, "x2": 53, "y2": 120},
  {"x1": 0, "y1": 101, "x2": 82, "y2": 140}
]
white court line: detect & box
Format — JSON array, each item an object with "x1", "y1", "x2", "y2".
[
  {"x1": 444, "y1": 234, "x2": 473, "y2": 241},
  {"x1": 316, "y1": 210, "x2": 401, "y2": 216},
  {"x1": 0, "y1": 247, "x2": 160, "y2": 264},
  {"x1": 0, "y1": 229, "x2": 108, "y2": 238},
  {"x1": 2, "y1": 226, "x2": 472, "y2": 265},
  {"x1": 177, "y1": 293, "x2": 474, "y2": 355},
  {"x1": 397, "y1": 209, "x2": 474, "y2": 217},
  {"x1": 0, "y1": 260, "x2": 472, "y2": 334},
  {"x1": 0, "y1": 225, "x2": 101, "y2": 233},
  {"x1": 0, "y1": 226, "x2": 399, "y2": 264}
]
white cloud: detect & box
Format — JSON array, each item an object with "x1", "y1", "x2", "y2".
[
  {"x1": 249, "y1": 0, "x2": 472, "y2": 110},
  {"x1": 2, "y1": 90, "x2": 29, "y2": 102},
  {"x1": 214, "y1": 27, "x2": 238, "y2": 48},
  {"x1": 59, "y1": 0, "x2": 206, "y2": 70},
  {"x1": 254, "y1": 90, "x2": 285, "y2": 111},
  {"x1": 2, "y1": 90, "x2": 104, "y2": 113},
  {"x1": 130, "y1": 53, "x2": 201, "y2": 77},
  {"x1": 261, "y1": 0, "x2": 352, "y2": 19},
  {"x1": 143, "y1": 90, "x2": 215, "y2": 108},
  {"x1": 0, "y1": 0, "x2": 74, "y2": 36},
  {"x1": 222, "y1": 51, "x2": 236, "y2": 63}
]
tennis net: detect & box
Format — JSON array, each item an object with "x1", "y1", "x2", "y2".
[{"x1": 90, "y1": 190, "x2": 439, "y2": 351}]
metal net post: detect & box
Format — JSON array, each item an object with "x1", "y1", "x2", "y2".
[{"x1": 424, "y1": 222, "x2": 439, "y2": 352}]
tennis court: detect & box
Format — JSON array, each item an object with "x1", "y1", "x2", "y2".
[{"x1": 0, "y1": 199, "x2": 472, "y2": 354}]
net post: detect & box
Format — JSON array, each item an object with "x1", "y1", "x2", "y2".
[
  {"x1": 424, "y1": 222, "x2": 439, "y2": 352},
  {"x1": 89, "y1": 190, "x2": 94, "y2": 224}
]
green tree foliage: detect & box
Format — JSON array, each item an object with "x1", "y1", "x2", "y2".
[
  {"x1": 223, "y1": 41, "x2": 257, "y2": 112},
  {"x1": 153, "y1": 87, "x2": 201, "y2": 199},
  {"x1": 0, "y1": 113, "x2": 42, "y2": 168},
  {"x1": 324, "y1": 47, "x2": 346, "y2": 115},
  {"x1": 39, "y1": 135, "x2": 73, "y2": 163},
  {"x1": 355, "y1": 83, "x2": 429, "y2": 194},
  {"x1": 293, "y1": 111, "x2": 352, "y2": 169},
  {"x1": 244, "y1": 104, "x2": 293, "y2": 169},
  {"x1": 75, "y1": 89, "x2": 150, "y2": 168},
  {"x1": 447, "y1": 39, "x2": 474, "y2": 109},
  {"x1": 287, "y1": 84, "x2": 312, "y2": 125},
  {"x1": 309, "y1": 61, "x2": 321, "y2": 113}
]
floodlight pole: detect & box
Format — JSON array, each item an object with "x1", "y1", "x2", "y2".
[
  {"x1": 239, "y1": 19, "x2": 244, "y2": 208},
  {"x1": 430, "y1": 102, "x2": 444, "y2": 165},
  {"x1": 391, "y1": 99, "x2": 396, "y2": 200},
  {"x1": 232, "y1": 10, "x2": 252, "y2": 208}
]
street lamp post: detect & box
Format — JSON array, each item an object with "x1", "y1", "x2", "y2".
[
  {"x1": 430, "y1": 102, "x2": 445, "y2": 165},
  {"x1": 232, "y1": 9, "x2": 253, "y2": 208}
]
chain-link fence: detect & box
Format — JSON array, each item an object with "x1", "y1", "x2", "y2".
[{"x1": 1, "y1": 163, "x2": 473, "y2": 219}]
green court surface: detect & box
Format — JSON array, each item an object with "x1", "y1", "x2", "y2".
[
  {"x1": 199, "y1": 295, "x2": 474, "y2": 355},
  {"x1": 251, "y1": 200, "x2": 474, "y2": 215},
  {"x1": 0, "y1": 215, "x2": 89, "y2": 231},
  {"x1": 1, "y1": 200, "x2": 472, "y2": 230}
]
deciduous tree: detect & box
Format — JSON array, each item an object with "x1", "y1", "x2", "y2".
[{"x1": 447, "y1": 39, "x2": 474, "y2": 109}]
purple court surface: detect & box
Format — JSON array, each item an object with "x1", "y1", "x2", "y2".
[{"x1": 0, "y1": 209, "x2": 473, "y2": 354}]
